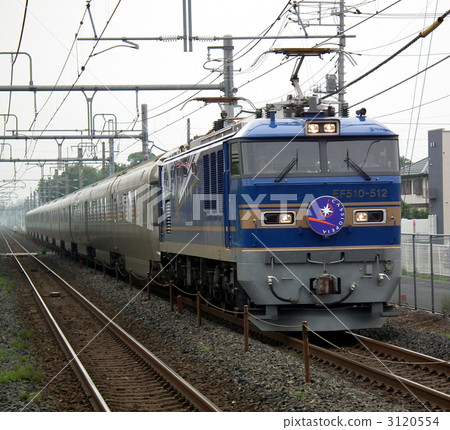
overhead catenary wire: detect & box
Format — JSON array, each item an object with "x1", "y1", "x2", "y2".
[
  {"x1": 320, "y1": 9, "x2": 450, "y2": 102},
  {"x1": 12, "y1": 1, "x2": 124, "y2": 191},
  {"x1": 403, "y1": 0, "x2": 440, "y2": 184},
  {"x1": 349, "y1": 53, "x2": 450, "y2": 108},
  {"x1": 4, "y1": 1, "x2": 449, "y2": 203},
  {"x1": 27, "y1": 4, "x2": 91, "y2": 131},
  {"x1": 37, "y1": 0, "x2": 123, "y2": 139}
]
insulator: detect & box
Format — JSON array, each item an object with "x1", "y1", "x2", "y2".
[
  {"x1": 159, "y1": 35, "x2": 180, "y2": 42},
  {"x1": 196, "y1": 36, "x2": 216, "y2": 42},
  {"x1": 341, "y1": 102, "x2": 349, "y2": 117}
]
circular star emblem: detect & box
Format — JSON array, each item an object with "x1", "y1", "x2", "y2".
[{"x1": 307, "y1": 196, "x2": 346, "y2": 236}]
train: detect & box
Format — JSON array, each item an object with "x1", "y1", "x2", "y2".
[{"x1": 26, "y1": 97, "x2": 401, "y2": 331}]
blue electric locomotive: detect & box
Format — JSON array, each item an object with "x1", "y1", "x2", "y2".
[{"x1": 159, "y1": 104, "x2": 401, "y2": 331}]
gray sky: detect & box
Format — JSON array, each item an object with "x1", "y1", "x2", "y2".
[{"x1": 1, "y1": 0, "x2": 449, "y2": 202}]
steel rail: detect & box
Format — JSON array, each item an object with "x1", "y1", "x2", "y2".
[
  {"x1": 265, "y1": 331, "x2": 450, "y2": 411},
  {"x1": 36, "y1": 257, "x2": 221, "y2": 412},
  {"x1": 351, "y1": 333, "x2": 450, "y2": 375},
  {"x1": 1, "y1": 233, "x2": 110, "y2": 412},
  {"x1": 6, "y1": 233, "x2": 220, "y2": 412},
  {"x1": 182, "y1": 295, "x2": 450, "y2": 410}
]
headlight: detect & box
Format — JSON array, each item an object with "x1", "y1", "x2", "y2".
[
  {"x1": 279, "y1": 213, "x2": 293, "y2": 224},
  {"x1": 307, "y1": 123, "x2": 320, "y2": 134},
  {"x1": 353, "y1": 209, "x2": 386, "y2": 224},
  {"x1": 355, "y1": 211, "x2": 369, "y2": 222},
  {"x1": 305, "y1": 120, "x2": 340, "y2": 135},
  {"x1": 262, "y1": 212, "x2": 295, "y2": 225},
  {"x1": 323, "y1": 122, "x2": 336, "y2": 133}
]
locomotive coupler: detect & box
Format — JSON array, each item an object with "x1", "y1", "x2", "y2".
[{"x1": 314, "y1": 272, "x2": 339, "y2": 295}]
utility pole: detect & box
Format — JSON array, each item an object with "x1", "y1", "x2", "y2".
[
  {"x1": 223, "y1": 35, "x2": 235, "y2": 121},
  {"x1": 338, "y1": 0, "x2": 346, "y2": 115},
  {"x1": 109, "y1": 138, "x2": 115, "y2": 176},
  {"x1": 64, "y1": 162, "x2": 69, "y2": 195},
  {"x1": 102, "y1": 142, "x2": 106, "y2": 178},
  {"x1": 78, "y1": 147, "x2": 83, "y2": 189},
  {"x1": 141, "y1": 104, "x2": 149, "y2": 161}
]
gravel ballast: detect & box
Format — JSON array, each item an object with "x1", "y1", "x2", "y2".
[{"x1": 1, "y1": 248, "x2": 449, "y2": 412}]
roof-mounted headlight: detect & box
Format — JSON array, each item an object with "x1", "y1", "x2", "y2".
[{"x1": 305, "y1": 120, "x2": 340, "y2": 136}]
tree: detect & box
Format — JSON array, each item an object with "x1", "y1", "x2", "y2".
[
  {"x1": 400, "y1": 156, "x2": 412, "y2": 168},
  {"x1": 401, "y1": 200, "x2": 429, "y2": 219},
  {"x1": 36, "y1": 165, "x2": 103, "y2": 202},
  {"x1": 34, "y1": 151, "x2": 156, "y2": 202},
  {"x1": 126, "y1": 151, "x2": 156, "y2": 167}
]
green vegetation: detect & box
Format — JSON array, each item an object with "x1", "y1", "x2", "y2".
[
  {"x1": 11, "y1": 329, "x2": 35, "y2": 350},
  {"x1": 402, "y1": 269, "x2": 450, "y2": 283},
  {"x1": 294, "y1": 391, "x2": 307, "y2": 400},
  {"x1": 198, "y1": 343, "x2": 211, "y2": 353},
  {"x1": 401, "y1": 200, "x2": 429, "y2": 219},
  {"x1": 0, "y1": 328, "x2": 42, "y2": 387},
  {"x1": 35, "y1": 151, "x2": 156, "y2": 201},
  {"x1": 0, "y1": 272, "x2": 14, "y2": 293},
  {"x1": 19, "y1": 391, "x2": 41, "y2": 402},
  {"x1": 0, "y1": 363, "x2": 42, "y2": 383}
]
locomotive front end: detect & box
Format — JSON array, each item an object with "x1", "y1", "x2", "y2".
[{"x1": 228, "y1": 115, "x2": 401, "y2": 331}]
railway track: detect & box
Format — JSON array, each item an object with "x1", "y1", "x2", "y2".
[
  {"x1": 265, "y1": 329, "x2": 450, "y2": 411},
  {"x1": 181, "y1": 294, "x2": 450, "y2": 411},
  {"x1": 2, "y1": 232, "x2": 220, "y2": 412}
]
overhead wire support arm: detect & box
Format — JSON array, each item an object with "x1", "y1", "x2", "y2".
[
  {"x1": 77, "y1": 34, "x2": 355, "y2": 42},
  {"x1": 320, "y1": 9, "x2": 450, "y2": 102},
  {"x1": 0, "y1": 84, "x2": 222, "y2": 92}
]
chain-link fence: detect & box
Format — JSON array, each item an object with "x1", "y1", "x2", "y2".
[{"x1": 395, "y1": 233, "x2": 450, "y2": 315}]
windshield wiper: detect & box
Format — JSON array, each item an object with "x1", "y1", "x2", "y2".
[
  {"x1": 345, "y1": 151, "x2": 371, "y2": 181},
  {"x1": 274, "y1": 155, "x2": 298, "y2": 182}
]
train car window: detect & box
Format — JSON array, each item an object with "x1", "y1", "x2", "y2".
[
  {"x1": 241, "y1": 140, "x2": 320, "y2": 176},
  {"x1": 123, "y1": 193, "x2": 128, "y2": 222},
  {"x1": 111, "y1": 196, "x2": 116, "y2": 222},
  {"x1": 327, "y1": 139, "x2": 399, "y2": 173},
  {"x1": 117, "y1": 195, "x2": 122, "y2": 222},
  {"x1": 132, "y1": 190, "x2": 136, "y2": 222}
]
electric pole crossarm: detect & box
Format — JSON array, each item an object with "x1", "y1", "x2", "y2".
[
  {"x1": 0, "y1": 84, "x2": 222, "y2": 92},
  {"x1": 77, "y1": 35, "x2": 354, "y2": 42},
  {"x1": 0, "y1": 133, "x2": 142, "y2": 140}
]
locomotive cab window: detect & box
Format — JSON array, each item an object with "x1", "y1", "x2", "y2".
[
  {"x1": 327, "y1": 139, "x2": 399, "y2": 174},
  {"x1": 236, "y1": 140, "x2": 321, "y2": 177}
]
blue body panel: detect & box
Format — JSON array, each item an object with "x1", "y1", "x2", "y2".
[
  {"x1": 228, "y1": 176, "x2": 401, "y2": 250},
  {"x1": 234, "y1": 117, "x2": 396, "y2": 139},
  {"x1": 160, "y1": 117, "x2": 400, "y2": 255}
]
